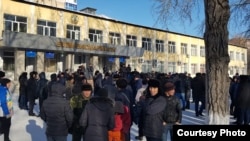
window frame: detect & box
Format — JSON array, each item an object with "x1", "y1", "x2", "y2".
[
  {"x1": 156, "y1": 40, "x2": 164, "y2": 52},
  {"x1": 191, "y1": 44, "x2": 197, "y2": 56},
  {"x1": 4, "y1": 14, "x2": 27, "y2": 33},
  {"x1": 168, "y1": 41, "x2": 176, "y2": 54},
  {"x1": 126, "y1": 35, "x2": 137, "y2": 47},
  {"x1": 37, "y1": 19, "x2": 57, "y2": 36},
  {"x1": 142, "y1": 37, "x2": 152, "y2": 51},
  {"x1": 109, "y1": 32, "x2": 121, "y2": 45},
  {"x1": 89, "y1": 29, "x2": 103, "y2": 43},
  {"x1": 66, "y1": 24, "x2": 80, "y2": 40},
  {"x1": 180, "y1": 43, "x2": 187, "y2": 55}
]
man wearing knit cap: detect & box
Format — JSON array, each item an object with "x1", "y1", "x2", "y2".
[{"x1": 162, "y1": 82, "x2": 182, "y2": 141}]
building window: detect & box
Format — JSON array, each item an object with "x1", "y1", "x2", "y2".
[
  {"x1": 65, "y1": 2, "x2": 77, "y2": 11},
  {"x1": 66, "y1": 25, "x2": 80, "y2": 40},
  {"x1": 191, "y1": 63, "x2": 197, "y2": 75},
  {"x1": 236, "y1": 52, "x2": 240, "y2": 61},
  {"x1": 242, "y1": 67, "x2": 246, "y2": 74},
  {"x1": 156, "y1": 40, "x2": 164, "y2": 52},
  {"x1": 200, "y1": 64, "x2": 205, "y2": 73},
  {"x1": 191, "y1": 45, "x2": 197, "y2": 56},
  {"x1": 89, "y1": 29, "x2": 103, "y2": 43},
  {"x1": 142, "y1": 37, "x2": 152, "y2": 51},
  {"x1": 200, "y1": 46, "x2": 205, "y2": 57},
  {"x1": 181, "y1": 63, "x2": 188, "y2": 73},
  {"x1": 3, "y1": 51, "x2": 15, "y2": 71},
  {"x1": 229, "y1": 51, "x2": 234, "y2": 60},
  {"x1": 168, "y1": 62, "x2": 176, "y2": 73},
  {"x1": 241, "y1": 53, "x2": 245, "y2": 62},
  {"x1": 181, "y1": 43, "x2": 187, "y2": 55},
  {"x1": 153, "y1": 61, "x2": 164, "y2": 72},
  {"x1": 45, "y1": 54, "x2": 57, "y2": 72},
  {"x1": 37, "y1": 20, "x2": 56, "y2": 36},
  {"x1": 229, "y1": 67, "x2": 234, "y2": 75},
  {"x1": 74, "y1": 54, "x2": 85, "y2": 64},
  {"x1": 142, "y1": 60, "x2": 152, "y2": 72},
  {"x1": 126, "y1": 35, "x2": 137, "y2": 47},
  {"x1": 4, "y1": 14, "x2": 27, "y2": 33},
  {"x1": 235, "y1": 67, "x2": 239, "y2": 74},
  {"x1": 168, "y1": 41, "x2": 176, "y2": 53},
  {"x1": 109, "y1": 32, "x2": 121, "y2": 45}
]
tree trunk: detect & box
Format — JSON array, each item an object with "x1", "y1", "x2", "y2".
[{"x1": 204, "y1": 0, "x2": 231, "y2": 124}]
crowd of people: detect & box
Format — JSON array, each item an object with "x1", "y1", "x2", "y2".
[{"x1": 0, "y1": 65, "x2": 249, "y2": 141}]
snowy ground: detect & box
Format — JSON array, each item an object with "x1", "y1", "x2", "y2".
[{"x1": 1, "y1": 90, "x2": 234, "y2": 141}]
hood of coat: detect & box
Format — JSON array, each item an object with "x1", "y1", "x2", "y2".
[
  {"x1": 51, "y1": 83, "x2": 66, "y2": 97},
  {"x1": 90, "y1": 97, "x2": 114, "y2": 111},
  {"x1": 39, "y1": 72, "x2": 46, "y2": 79}
]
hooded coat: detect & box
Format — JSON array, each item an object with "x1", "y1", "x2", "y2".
[
  {"x1": 79, "y1": 93, "x2": 114, "y2": 141},
  {"x1": 40, "y1": 82, "x2": 73, "y2": 136}
]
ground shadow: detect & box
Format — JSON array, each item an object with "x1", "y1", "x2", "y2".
[{"x1": 26, "y1": 119, "x2": 46, "y2": 141}]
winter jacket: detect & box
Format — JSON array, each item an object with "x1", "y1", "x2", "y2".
[
  {"x1": 69, "y1": 94, "x2": 90, "y2": 134},
  {"x1": 79, "y1": 97, "x2": 115, "y2": 141},
  {"x1": 142, "y1": 95, "x2": 166, "y2": 139},
  {"x1": 0, "y1": 86, "x2": 13, "y2": 117},
  {"x1": 18, "y1": 73, "x2": 28, "y2": 96},
  {"x1": 36, "y1": 72, "x2": 49, "y2": 99},
  {"x1": 163, "y1": 95, "x2": 182, "y2": 124},
  {"x1": 27, "y1": 77, "x2": 37, "y2": 99},
  {"x1": 40, "y1": 82, "x2": 73, "y2": 136}
]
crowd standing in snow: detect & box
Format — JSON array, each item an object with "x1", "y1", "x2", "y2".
[{"x1": 0, "y1": 63, "x2": 249, "y2": 141}]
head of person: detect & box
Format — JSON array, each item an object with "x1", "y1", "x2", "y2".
[
  {"x1": 116, "y1": 78, "x2": 128, "y2": 89},
  {"x1": 81, "y1": 83, "x2": 92, "y2": 98},
  {"x1": 81, "y1": 77, "x2": 88, "y2": 84},
  {"x1": 67, "y1": 75, "x2": 74, "y2": 83},
  {"x1": 0, "y1": 71, "x2": 5, "y2": 78},
  {"x1": 50, "y1": 73, "x2": 57, "y2": 81},
  {"x1": 163, "y1": 82, "x2": 176, "y2": 96},
  {"x1": 51, "y1": 83, "x2": 66, "y2": 97},
  {"x1": 1, "y1": 78, "x2": 11, "y2": 88},
  {"x1": 95, "y1": 87, "x2": 109, "y2": 98},
  {"x1": 147, "y1": 79, "x2": 161, "y2": 97},
  {"x1": 30, "y1": 71, "x2": 38, "y2": 79}
]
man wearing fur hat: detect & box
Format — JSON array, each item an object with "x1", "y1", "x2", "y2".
[
  {"x1": 142, "y1": 79, "x2": 166, "y2": 141},
  {"x1": 162, "y1": 82, "x2": 182, "y2": 141},
  {"x1": 70, "y1": 83, "x2": 92, "y2": 141}
]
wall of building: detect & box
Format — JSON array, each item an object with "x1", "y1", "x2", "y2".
[{"x1": 0, "y1": 0, "x2": 248, "y2": 79}]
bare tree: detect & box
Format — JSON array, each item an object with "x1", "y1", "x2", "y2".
[
  {"x1": 230, "y1": 0, "x2": 250, "y2": 38},
  {"x1": 151, "y1": 0, "x2": 249, "y2": 124}
]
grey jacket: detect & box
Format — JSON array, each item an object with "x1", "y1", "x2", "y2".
[{"x1": 79, "y1": 97, "x2": 114, "y2": 141}]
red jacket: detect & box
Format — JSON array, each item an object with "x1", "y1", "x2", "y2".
[{"x1": 121, "y1": 106, "x2": 131, "y2": 133}]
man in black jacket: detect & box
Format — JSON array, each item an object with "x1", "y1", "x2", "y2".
[
  {"x1": 162, "y1": 82, "x2": 182, "y2": 141},
  {"x1": 40, "y1": 82, "x2": 73, "y2": 141}
]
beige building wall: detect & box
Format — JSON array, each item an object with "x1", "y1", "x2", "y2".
[
  {"x1": 1, "y1": 0, "x2": 248, "y2": 77},
  {"x1": 26, "y1": 0, "x2": 65, "y2": 9}
]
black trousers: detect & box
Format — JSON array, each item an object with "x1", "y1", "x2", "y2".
[{"x1": 0, "y1": 117, "x2": 11, "y2": 141}]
